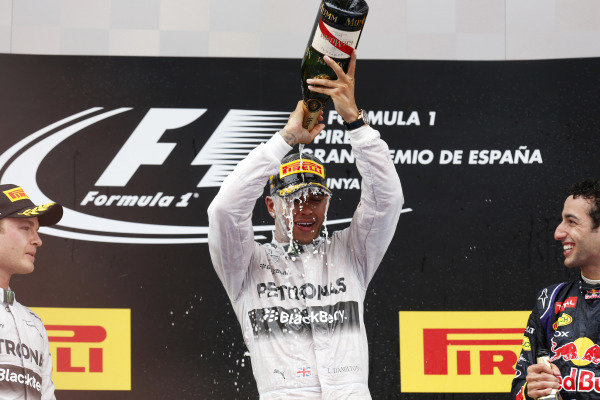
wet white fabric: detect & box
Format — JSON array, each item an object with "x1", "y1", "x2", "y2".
[
  {"x1": 0, "y1": 288, "x2": 55, "y2": 400},
  {"x1": 208, "y1": 125, "x2": 403, "y2": 399}
]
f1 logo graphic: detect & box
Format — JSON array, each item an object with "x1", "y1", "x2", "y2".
[
  {"x1": 47, "y1": 325, "x2": 107, "y2": 373},
  {"x1": 95, "y1": 109, "x2": 206, "y2": 187},
  {"x1": 95, "y1": 108, "x2": 289, "y2": 188},
  {"x1": 423, "y1": 328, "x2": 523, "y2": 375}
]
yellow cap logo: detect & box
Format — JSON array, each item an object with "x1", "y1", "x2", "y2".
[
  {"x1": 280, "y1": 160, "x2": 324, "y2": 179},
  {"x1": 17, "y1": 202, "x2": 54, "y2": 217},
  {"x1": 3, "y1": 187, "x2": 29, "y2": 202}
]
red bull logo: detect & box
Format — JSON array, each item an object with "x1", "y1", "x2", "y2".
[
  {"x1": 555, "y1": 297, "x2": 578, "y2": 313},
  {"x1": 551, "y1": 337, "x2": 600, "y2": 366},
  {"x1": 585, "y1": 290, "x2": 600, "y2": 300},
  {"x1": 551, "y1": 341, "x2": 579, "y2": 362},
  {"x1": 558, "y1": 367, "x2": 600, "y2": 393}
]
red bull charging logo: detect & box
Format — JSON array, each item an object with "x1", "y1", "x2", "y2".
[
  {"x1": 585, "y1": 289, "x2": 600, "y2": 300},
  {"x1": 550, "y1": 338, "x2": 600, "y2": 393},
  {"x1": 551, "y1": 337, "x2": 600, "y2": 366}
]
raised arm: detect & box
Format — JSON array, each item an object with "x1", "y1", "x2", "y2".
[
  {"x1": 308, "y1": 51, "x2": 403, "y2": 286},
  {"x1": 207, "y1": 102, "x2": 324, "y2": 301},
  {"x1": 346, "y1": 125, "x2": 403, "y2": 285}
]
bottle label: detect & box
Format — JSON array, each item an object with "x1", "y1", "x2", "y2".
[{"x1": 311, "y1": 18, "x2": 361, "y2": 59}]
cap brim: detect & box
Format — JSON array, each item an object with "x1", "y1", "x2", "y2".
[
  {"x1": 10, "y1": 202, "x2": 63, "y2": 226},
  {"x1": 277, "y1": 182, "x2": 331, "y2": 197}
]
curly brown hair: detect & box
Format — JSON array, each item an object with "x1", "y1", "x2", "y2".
[{"x1": 569, "y1": 179, "x2": 600, "y2": 229}]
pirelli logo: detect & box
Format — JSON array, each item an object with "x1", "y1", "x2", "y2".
[
  {"x1": 399, "y1": 311, "x2": 529, "y2": 392},
  {"x1": 3, "y1": 187, "x2": 29, "y2": 202},
  {"x1": 31, "y1": 307, "x2": 131, "y2": 391},
  {"x1": 280, "y1": 160, "x2": 324, "y2": 179}
]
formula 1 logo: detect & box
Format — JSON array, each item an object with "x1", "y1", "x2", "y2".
[{"x1": 0, "y1": 107, "x2": 413, "y2": 244}]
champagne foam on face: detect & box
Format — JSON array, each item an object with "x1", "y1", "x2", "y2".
[{"x1": 275, "y1": 187, "x2": 331, "y2": 255}]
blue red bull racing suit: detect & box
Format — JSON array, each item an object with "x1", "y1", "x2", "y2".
[
  {"x1": 208, "y1": 125, "x2": 403, "y2": 399},
  {"x1": 512, "y1": 277, "x2": 600, "y2": 399}
]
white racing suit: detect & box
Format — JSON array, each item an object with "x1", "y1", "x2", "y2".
[
  {"x1": 208, "y1": 125, "x2": 403, "y2": 399},
  {"x1": 0, "y1": 288, "x2": 55, "y2": 400}
]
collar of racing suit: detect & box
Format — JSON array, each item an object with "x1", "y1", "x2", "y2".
[
  {"x1": 0, "y1": 288, "x2": 14, "y2": 305},
  {"x1": 579, "y1": 275, "x2": 600, "y2": 301},
  {"x1": 581, "y1": 273, "x2": 600, "y2": 286}
]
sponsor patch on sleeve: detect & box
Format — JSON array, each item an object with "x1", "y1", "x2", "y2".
[
  {"x1": 522, "y1": 336, "x2": 531, "y2": 351},
  {"x1": 555, "y1": 296, "x2": 578, "y2": 313}
]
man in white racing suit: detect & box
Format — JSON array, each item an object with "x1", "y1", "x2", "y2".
[
  {"x1": 208, "y1": 52, "x2": 403, "y2": 399},
  {"x1": 0, "y1": 184, "x2": 63, "y2": 400}
]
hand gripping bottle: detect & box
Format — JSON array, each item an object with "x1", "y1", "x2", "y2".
[
  {"x1": 300, "y1": 0, "x2": 368, "y2": 130},
  {"x1": 537, "y1": 348, "x2": 560, "y2": 400}
]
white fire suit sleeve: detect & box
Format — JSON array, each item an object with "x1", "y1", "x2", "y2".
[
  {"x1": 41, "y1": 328, "x2": 56, "y2": 400},
  {"x1": 346, "y1": 124, "x2": 403, "y2": 286},
  {"x1": 208, "y1": 133, "x2": 292, "y2": 301}
]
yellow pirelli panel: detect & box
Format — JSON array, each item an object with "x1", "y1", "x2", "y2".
[
  {"x1": 399, "y1": 311, "x2": 529, "y2": 393},
  {"x1": 31, "y1": 307, "x2": 131, "y2": 391}
]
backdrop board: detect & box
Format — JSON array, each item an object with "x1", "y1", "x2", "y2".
[{"x1": 0, "y1": 54, "x2": 598, "y2": 399}]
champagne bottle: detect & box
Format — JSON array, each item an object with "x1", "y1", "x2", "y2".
[
  {"x1": 300, "y1": 0, "x2": 369, "y2": 130},
  {"x1": 536, "y1": 348, "x2": 560, "y2": 400}
]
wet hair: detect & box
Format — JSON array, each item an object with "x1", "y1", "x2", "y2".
[{"x1": 568, "y1": 179, "x2": 600, "y2": 228}]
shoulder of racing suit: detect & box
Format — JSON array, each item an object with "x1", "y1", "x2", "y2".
[{"x1": 534, "y1": 279, "x2": 579, "y2": 348}]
